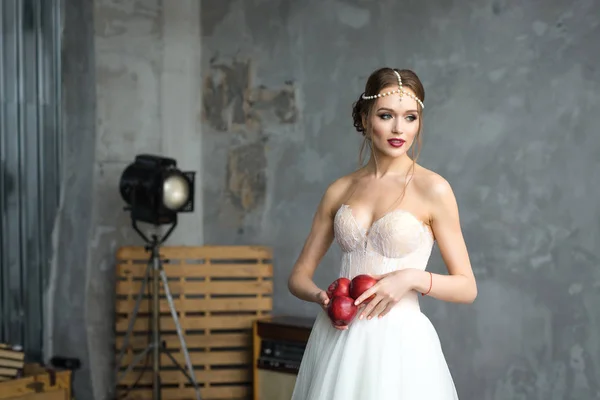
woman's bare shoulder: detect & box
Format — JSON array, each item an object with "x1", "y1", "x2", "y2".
[
  {"x1": 321, "y1": 170, "x2": 363, "y2": 213},
  {"x1": 412, "y1": 164, "x2": 455, "y2": 204}
]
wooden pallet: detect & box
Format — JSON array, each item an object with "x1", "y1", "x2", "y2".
[{"x1": 115, "y1": 245, "x2": 273, "y2": 400}]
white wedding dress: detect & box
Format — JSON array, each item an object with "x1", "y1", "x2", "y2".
[{"x1": 291, "y1": 204, "x2": 459, "y2": 400}]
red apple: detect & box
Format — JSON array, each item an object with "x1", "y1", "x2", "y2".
[
  {"x1": 326, "y1": 277, "x2": 351, "y2": 299},
  {"x1": 350, "y1": 274, "x2": 377, "y2": 302},
  {"x1": 327, "y1": 296, "x2": 358, "y2": 326}
]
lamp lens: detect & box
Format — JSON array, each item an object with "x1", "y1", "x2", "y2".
[{"x1": 163, "y1": 173, "x2": 190, "y2": 210}]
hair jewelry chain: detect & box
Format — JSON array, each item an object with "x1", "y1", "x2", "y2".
[{"x1": 361, "y1": 70, "x2": 425, "y2": 109}]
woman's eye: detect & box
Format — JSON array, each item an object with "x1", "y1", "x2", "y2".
[
  {"x1": 378, "y1": 113, "x2": 392, "y2": 120},
  {"x1": 405, "y1": 115, "x2": 417, "y2": 122}
]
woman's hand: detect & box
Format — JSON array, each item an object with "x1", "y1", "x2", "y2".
[
  {"x1": 353, "y1": 269, "x2": 417, "y2": 320},
  {"x1": 314, "y1": 290, "x2": 349, "y2": 331}
]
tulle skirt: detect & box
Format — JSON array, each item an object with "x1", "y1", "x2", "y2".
[{"x1": 291, "y1": 303, "x2": 459, "y2": 400}]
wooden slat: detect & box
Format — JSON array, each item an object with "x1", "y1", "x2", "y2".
[
  {"x1": 115, "y1": 314, "x2": 260, "y2": 333},
  {"x1": 115, "y1": 333, "x2": 250, "y2": 351},
  {"x1": 117, "y1": 386, "x2": 250, "y2": 400},
  {"x1": 118, "y1": 368, "x2": 250, "y2": 386},
  {"x1": 115, "y1": 280, "x2": 273, "y2": 295},
  {"x1": 0, "y1": 358, "x2": 23, "y2": 369},
  {"x1": 8, "y1": 391, "x2": 68, "y2": 400},
  {"x1": 115, "y1": 245, "x2": 273, "y2": 400},
  {"x1": 115, "y1": 297, "x2": 272, "y2": 314},
  {"x1": 0, "y1": 349, "x2": 24, "y2": 362},
  {"x1": 0, "y1": 366, "x2": 19, "y2": 378},
  {"x1": 118, "y1": 263, "x2": 273, "y2": 278},
  {"x1": 116, "y1": 245, "x2": 272, "y2": 260},
  {"x1": 118, "y1": 350, "x2": 251, "y2": 368}
]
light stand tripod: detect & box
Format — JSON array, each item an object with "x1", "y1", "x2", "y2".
[{"x1": 115, "y1": 218, "x2": 202, "y2": 400}]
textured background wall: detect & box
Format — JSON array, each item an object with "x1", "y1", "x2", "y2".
[
  {"x1": 201, "y1": 1, "x2": 600, "y2": 399},
  {"x1": 92, "y1": 1, "x2": 202, "y2": 398},
  {"x1": 48, "y1": 1, "x2": 97, "y2": 399},
  {"x1": 47, "y1": 0, "x2": 599, "y2": 399},
  {"x1": 48, "y1": 1, "x2": 202, "y2": 399}
]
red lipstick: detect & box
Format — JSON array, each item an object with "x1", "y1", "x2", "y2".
[{"x1": 387, "y1": 139, "x2": 405, "y2": 148}]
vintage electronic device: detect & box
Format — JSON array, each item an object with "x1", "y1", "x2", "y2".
[{"x1": 252, "y1": 316, "x2": 314, "y2": 400}]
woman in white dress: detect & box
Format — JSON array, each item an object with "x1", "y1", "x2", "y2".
[{"x1": 287, "y1": 67, "x2": 478, "y2": 399}]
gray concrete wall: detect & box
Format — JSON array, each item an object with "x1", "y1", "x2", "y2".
[
  {"x1": 49, "y1": 1, "x2": 203, "y2": 399},
  {"x1": 92, "y1": 1, "x2": 203, "y2": 397},
  {"x1": 48, "y1": 1, "x2": 97, "y2": 398},
  {"x1": 201, "y1": 1, "x2": 600, "y2": 399}
]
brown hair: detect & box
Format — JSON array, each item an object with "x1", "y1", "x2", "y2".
[{"x1": 351, "y1": 68, "x2": 425, "y2": 167}]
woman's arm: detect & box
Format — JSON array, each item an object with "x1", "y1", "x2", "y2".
[
  {"x1": 287, "y1": 180, "x2": 345, "y2": 303},
  {"x1": 411, "y1": 175, "x2": 477, "y2": 304}
]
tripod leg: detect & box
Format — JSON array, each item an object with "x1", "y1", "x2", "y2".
[
  {"x1": 159, "y1": 268, "x2": 202, "y2": 400},
  {"x1": 152, "y1": 254, "x2": 162, "y2": 400},
  {"x1": 117, "y1": 343, "x2": 155, "y2": 383},
  {"x1": 115, "y1": 260, "x2": 152, "y2": 379},
  {"x1": 163, "y1": 349, "x2": 197, "y2": 384}
]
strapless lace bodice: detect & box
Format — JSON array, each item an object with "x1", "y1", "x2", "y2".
[{"x1": 334, "y1": 204, "x2": 434, "y2": 279}]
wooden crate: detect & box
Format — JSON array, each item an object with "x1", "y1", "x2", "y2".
[
  {"x1": 0, "y1": 367, "x2": 71, "y2": 400},
  {"x1": 115, "y1": 245, "x2": 273, "y2": 400}
]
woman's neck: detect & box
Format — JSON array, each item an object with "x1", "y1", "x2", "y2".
[{"x1": 365, "y1": 152, "x2": 414, "y2": 179}]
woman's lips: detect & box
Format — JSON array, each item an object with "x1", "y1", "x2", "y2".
[{"x1": 387, "y1": 139, "x2": 405, "y2": 148}]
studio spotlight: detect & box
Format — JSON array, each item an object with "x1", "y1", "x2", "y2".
[
  {"x1": 116, "y1": 154, "x2": 201, "y2": 400},
  {"x1": 119, "y1": 154, "x2": 195, "y2": 226}
]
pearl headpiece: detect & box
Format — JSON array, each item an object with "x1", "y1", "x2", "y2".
[{"x1": 361, "y1": 70, "x2": 424, "y2": 109}]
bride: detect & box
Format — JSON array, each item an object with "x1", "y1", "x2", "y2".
[{"x1": 287, "y1": 67, "x2": 477, "y2": 399}]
